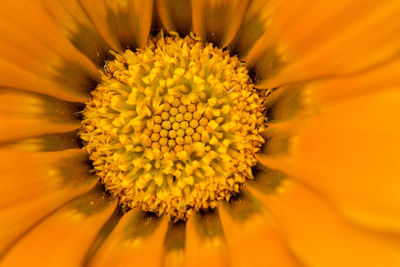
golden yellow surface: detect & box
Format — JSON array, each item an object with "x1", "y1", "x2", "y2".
[{"x1": 80, "y1": 33, "x2": 266, "y2": 220}]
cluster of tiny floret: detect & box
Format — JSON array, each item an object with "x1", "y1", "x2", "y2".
[
  {"x1": 143, "y1": 97, "x2": 213, "y2": 157},
  {"x1": 80, "y1": 32, "x2": 266, "y2": 221}
]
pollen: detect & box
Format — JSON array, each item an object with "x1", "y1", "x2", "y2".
[{"x1": 79, "y1": 32, "x2": 266, "y2": 221}]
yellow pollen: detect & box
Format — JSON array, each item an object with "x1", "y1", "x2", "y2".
[{"x1": 79, "y1": 32, "x2": 266, "y2": 221}]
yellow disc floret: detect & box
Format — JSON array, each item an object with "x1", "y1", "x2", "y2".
[{"x1": 79, "y1": 32, "x2": 266, "y2": 221}]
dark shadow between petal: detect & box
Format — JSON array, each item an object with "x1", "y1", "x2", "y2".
[
  {"x1": 151, "y1": 2, "x2": 166, "y2": 36},
  {"x1": 156, "y1": 0, "x2": 192, "y2": 37}
]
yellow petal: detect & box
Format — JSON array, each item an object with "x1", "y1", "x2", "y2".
[{"x1": 1, "y1": 183, "x2": 116, "y2": 266}]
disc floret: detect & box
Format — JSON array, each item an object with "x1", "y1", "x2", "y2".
[{"x1": 80, "y1": 32, "x2": 266, "y2": 220}]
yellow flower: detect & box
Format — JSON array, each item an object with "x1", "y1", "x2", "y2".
[{"x1": 1, "y1": 0, "x2": 400, "y2": 266}]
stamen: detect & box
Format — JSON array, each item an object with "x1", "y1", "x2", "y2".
[{"x1": 79, "y1": 32, "x2": 266, "y2": 221}]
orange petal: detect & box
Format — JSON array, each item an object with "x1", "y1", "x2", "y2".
[
  {"x1": 82, "y1": 206, "x2": 124, "y2": 265},
  {"x1": 0, "y1": 89, "x2": 81, "y2": 142},
  {"x1": 219, "y1": 188, "x2": 302, "y2": 267},
  {"x1": 0, "y1": 149, "x2": 93, "y2": 208},
  {"x1": 263, "y1": 84, "x2": 311, "y2": 123},
  {"x1": 162, "y1": 221, "x2": 186, "y2": 267},
  {"x1": 308, "y1": 57, "x2": 400, "y2": 105},
  {"x1": 192, "y1": 0, "x2": 250, "y2": 47},
  {"x1": 246, "y1": 0, "x2": 400, "y2": 88},
  {"x1": 0, "y1": 0, "x2": 100, "y2": 101},
  {"x1": 42, "y1": 0, "x2": 112, "y2": 67},
  {"x1": 1, "y1": 130, "x2": 81, "y2": 152},
  {"x1": 262, "y1": 56, "x2": 400, "y2": 124},
  {"x1": 0, "y1": 58, "x2": 85, "y2": 102},
  {"x1": 79, "y1": 0, "x2": 154, "y2": 51},
  {"x1": 228, "y1": 0, "x2": 274, "y2": 58},
  {"x1": 1, "y1": 183, "x2": 116, "y2": 267},
  {"x1": 248, "y1": 163, "x2": 287, "y2": 195},
  {"x1": 185, "y1": 210, "x2": 229, "y2": 267},
  {"x1": 88, "y1": 210, "x2": 168, "y2": 267},
  {"x1": 0, "y1": 180, "x2": 96, "y2": 256},
  {"x1": 156, "y1": 0, "x2": 192, "y2": 36},
  {"x1": 258, "y1": 88, "x2": 400, "y2": 233},
  {"x1": 251, "y1": 180, "x2": 400, "y2": 267}
]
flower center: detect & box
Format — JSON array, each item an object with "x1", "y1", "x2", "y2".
[{"x1": 79, "y1": 32, "x2": 266, "y2": 221}]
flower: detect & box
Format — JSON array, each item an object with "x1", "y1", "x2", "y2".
[{"x1": 1, "y1": 0, "x2": 400, "y2": 266}]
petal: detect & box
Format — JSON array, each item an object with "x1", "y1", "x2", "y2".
[
  {"x1": 162, "y1": 221, "x2": 186, "y2": 267},
  {"x1": 0, "y1": 0, "x2": 100, "y2": 101},
  {"x1": 82, "y1": 206, "x2": 124, "y2": 265},
  {"x1": 0, "y1": 89, "x2": 81, "y2": 142},
  {"x1": 228, "y1": 0, "x2": 273, "y2": 58},
  {"x1": 258, "y1": 89, "x2": 400, "y2": 233},
  {"x1": 248, "y1": 163, "x2": 287, "y2": 195},
  {"x1": 88, "y1": 210, "x2": 168, "y2": 267},
  {"x1": 42, "y1": 0, "x2": 112, "y2": 67},
  {"x1": 262, "y1": 57, "x2": 400, "y2": 124},
  {"x1": 0, "y1": 58, "x2": 86, "y2": 102},
  {"x1": 251, "y1": 180, "x2": 400, "y2": 267},
  {"x1": 246, "y1": 0, "x2": 400, "y2": 88},
  {"x1": 79, "y1": 0, "x2": 154, "y2": 51},
  {"x1": 259, "y1": 123, "x2": 296, "y2": 157},
  {"x1": 263, "y1": 84, "x2": 309, "y2": 123},
  {"x1": 307, "y1": 57, "x2": 400, "y2": 105},
  {"x1": 0, "y1": 148, "x2": 96, "y2": 254},
  {"x1": 1, "y1": 130, "x2": 81, "y2": 152},
  {"x1": 156, "y1": 0, "x2": 192, "y2": 36},
  {"x1": 1, "y1": 183, "x2": 116, "y2": 266},
  {"x1": 185, "y1": 210, "x2": 229, "y2": 267},
  {"x1": 192, "y1": 0, "x2": 250, "y2": 47},
  {"x1": 0, "y1": 149, "x2": 93, "y2": 208},
  {"x1": 219, "y1": 188, "x2": 302, "y2": 267}
]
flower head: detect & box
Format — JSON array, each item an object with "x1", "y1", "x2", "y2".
[{"x1": 1, "y1": 0, "x2": 400, "y2": 266}]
